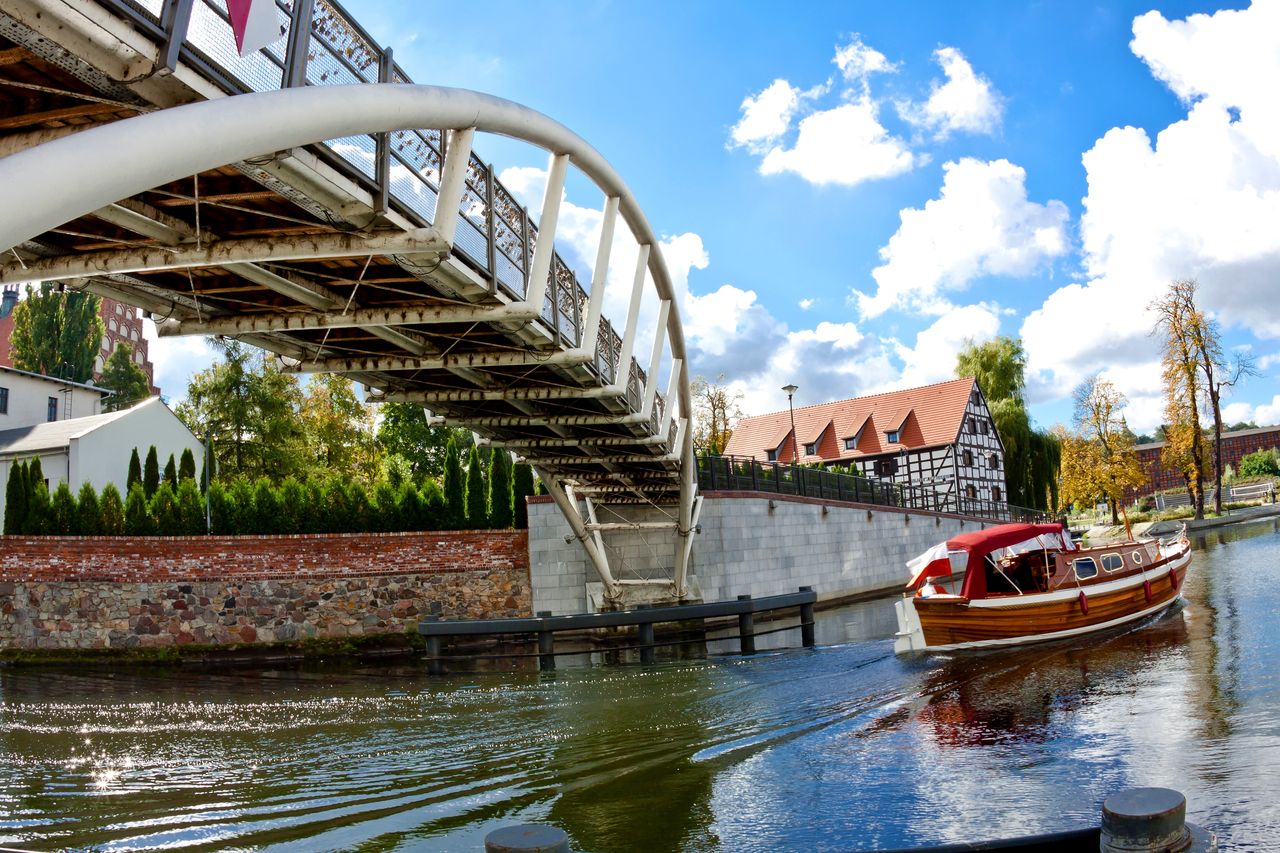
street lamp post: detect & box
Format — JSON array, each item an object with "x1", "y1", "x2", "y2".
[{"x1": 782, "y1": 384, "x2": 798, "y2": 463}]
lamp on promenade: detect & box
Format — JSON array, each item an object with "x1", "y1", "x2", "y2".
[{"x1": 782, "y1": 384, "x2": 798, "y2": 463}]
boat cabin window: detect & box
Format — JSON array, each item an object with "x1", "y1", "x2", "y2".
[
  {"x1": 1131, "y1": 550, "x2": 1145, "y2": 565},
  {"x1": 1072, "y1": 557, "x2": 1099, "y2": 580},
  {"x1": 1101, "y1": 553, "x2": 1124, "y2": 573}
]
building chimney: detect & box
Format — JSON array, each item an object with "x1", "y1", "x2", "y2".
[{"x1": 0, "y1": 285, "x2": 16, "y2": 320}]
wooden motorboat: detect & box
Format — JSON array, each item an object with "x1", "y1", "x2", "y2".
[{"x1": 893, "y1": 522, "x2": 1191, "y2": 653}]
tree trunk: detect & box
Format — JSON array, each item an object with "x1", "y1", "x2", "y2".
[
  {"x1": 1211, "y1": 384, "x2": 1224, "y2": 515},
  {"x1": 1109, "y1": 496, "x2": 1119, "y2": 526}
]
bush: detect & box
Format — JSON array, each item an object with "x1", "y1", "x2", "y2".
[
  {"x1": 175, "y1": 479, "x2": 205, "y2": 535},
  {"x1": 99, "y1": 483, "x2": 125, "y2": 535},
  {"x1": 373, "y1": 480, "x2": 399, "y2": 532},
  {"x1": 24, "y1": 460, "x2": 50, "y2": 535},
  {"x1": 50, "y1": 482, "x2": 77, "y2": 535},
  {"x1": 347, "y1": 481, "x2": 371, "y2": 533},
  {"x1": 303, "y1": 478, "x2": 327, "y2": 534},
  {"x1": 277, "y1": 477, "x2": 306, "y2": 534},
  {"x1": 397, "y1": 481, "x2": 426, "y2": 531},
  {"x1": 1238, "y1": 448, "x2": 1280, "y2": 479},
  {"x1": 124, "y1": 483, "x2": 154, "y2": 535},
  {"x1": 76, "y1": 482, "x2": 101, "y2": 536},
  {"x1": 208, "y1": 481, "x2": 234, "y2": 535},
  {"x1": 143, "y1": 446, "x2": 159, "y2": 498},
  {"x1": 422, "y1": 479, "x2": 446, "y2": 530},
  {"x1": 228, "y1": 479, "x2": 256, "y2": 534},
  {"x1": 324, "y1": 478, "x2": 351, "y2": 533},
  {"x1": 252, "y1": 477, "x2": 280, "y2": 535},
  {"x1": 4, "y1": 460, "x2": 27, "y2": 535},
  {"x1": 149, "y1": 482, "x2": 179, "y2": 533}
]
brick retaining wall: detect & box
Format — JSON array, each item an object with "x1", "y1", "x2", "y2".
[{"x1": 0, "y1": 530, "x2": 530, "y2": 652}]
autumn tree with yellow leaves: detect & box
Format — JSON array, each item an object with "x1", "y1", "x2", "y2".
[{"x1": 1057, "y1": 376, "x2": 1145, "y2": 524}]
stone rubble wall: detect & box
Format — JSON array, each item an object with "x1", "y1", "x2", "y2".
[{"x1": 0, "y1": 530, "x2": 529, "y2": 651}]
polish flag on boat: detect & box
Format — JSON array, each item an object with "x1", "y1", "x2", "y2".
[{"x1": 226, "y1": 0, "x2": 282, "y2": 57}]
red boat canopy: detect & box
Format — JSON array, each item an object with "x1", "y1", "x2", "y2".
[{"x1": 905, "y1": 523, "x2": 1074, "y2": 598}]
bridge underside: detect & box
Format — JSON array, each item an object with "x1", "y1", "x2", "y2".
[{"x1": 0, "y1": 1, "x2": 699, "y2": 605}]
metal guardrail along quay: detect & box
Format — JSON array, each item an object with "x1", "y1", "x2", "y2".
[
  {"x1": 418, "y1": 588, "x2": 818, "y2": 672},
  {"x1": 1, "y1": 0, "x2": 699, "y2": 604}
]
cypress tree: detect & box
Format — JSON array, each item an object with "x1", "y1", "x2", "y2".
[
  {"x1": 175, "y1": 479, "x2": 205, "y2": 535},
  {"x1": 178, "y1": 448, "x2": 196, "y2": 482},
  {"x1": 373, "y1": 480, "x2": 399, "y2": 532},
  {"x1": 228, "y1": 478, "x2": 256, "y2": 534},
  {"x1": 123, "y1": 483, "x2": 154, "y2": 535},
  {"x1": 252, "y1": 477, "x2": 280, "y2": 535},
  {"x1": 4, "y1": 461, "x2": 27, "y2": 535},
  {"x1": 24, "y1": 459, "x2": 49, "y2": 534},
  {"x1": 50, "y1": 482, "x2": 77, "y2": 535},
  {"x1": 208, "y1": 481, "x2": 233, "y2": 535},
  {"x1": 396, "y1": 480, "x2": 425, "y2": 531},
  {"x1": 324, "y1": 478, "x2": 351, "y2": 534},
  {"x1": 347, "y1": 481, "x2": 371, "y2": 533},
  {"x1": 143, "y1": 446, "x2": 160, "y2": 498},
  {"x1": 512, "y1": 463, "x2": 535, "y2": 529},
  {"x1": 163, "y1": 454, "x2": 178, "y2": 488},
  {"x1": 149, "y1": 482, "x2": 179, "y2": 534},
  {"x1": 488, "y1": 450, "x2": 513, "y2": 528},
  {"x1": 442, "y1": 434, "x2": 464, "y2": 529},
  {"x1": 303, "y1": 478, "x2": 327, "y2": 534},
  {"x1": 277, "y1": 477, "x2": 306, "y2": 534},
  {"x1": 465, "y1": 445, "x2": 486, "y2": 528},
  {"x1": 76, "y1": 482, "x2": 101, "y2": 536},
  {"x1": 421, "y1": 479, "x2": 446, "y2": 530},
  {"x1": 99, "y1": 483, "x2": 125, "y2": 535},
  {"x1": 127, "y1": 448, "x2": 142, "y2": 492}
]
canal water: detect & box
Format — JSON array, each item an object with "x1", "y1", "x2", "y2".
[{"x1": 2, "y1": 519, "x2": 1278, "y2": 852}]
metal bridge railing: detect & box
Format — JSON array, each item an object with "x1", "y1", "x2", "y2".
[
  {"x1": 697, "y1": 455, "x2": 1049, "y2": 524},
  {"x1": 101, "y1": 0, "x2": 649, "y2": 402}
]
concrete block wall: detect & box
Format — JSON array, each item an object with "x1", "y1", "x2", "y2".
[{"x1": 529, "y1": 493, "x2": 990, "y2": 614}]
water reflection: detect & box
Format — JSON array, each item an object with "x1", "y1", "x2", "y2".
[{"x1": 1, "y1": 518, "x2": 1278, "y2": 850}]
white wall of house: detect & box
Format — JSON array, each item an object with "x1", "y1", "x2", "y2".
[
  {"x1": 0, "y1": 367, "x2": 107, "y2": 428},
  {"x1": 68, "y1": 398, "x2": 204, "y2": 499}
]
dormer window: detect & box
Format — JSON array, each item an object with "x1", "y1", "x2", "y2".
[
  {"x1": 844, "y1": 436, "x2": 858, "y2": 450},
  {"x1": 803, "y1": 442, "x2": 817, "y2": 456},
  {"x1": 766, "y1": 448, "x2": 778, "y2": 462},
  {"x1": 886, "y1": 430, "x2": 900, "y2": 444}
]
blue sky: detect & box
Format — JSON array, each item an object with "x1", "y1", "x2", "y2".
[{"x1": 147, "y1": 1, "x2": 1280, "y2": 435}]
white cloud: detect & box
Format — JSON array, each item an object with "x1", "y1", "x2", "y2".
[
  {"x1": 143, "y1": 319, "x2": 217, "y2": 405},
  {"x1": 889, "y1": 305, "x2": 1001, "y2": 391},
  {"x1": 1023, "y1": 1, "x2": 1280, "y2": 399},
  {"x1": 799, "y1": 298, "x2": 814, "y2": 310},
  {"x1": 899, "y1": 47, "x2": 1004, "y2": 138},
  {"x1": 759, "y1": 98, "x2": 917, "y2": 187},
  {"x1": 855, "y1": 158, "x2": 1069, "y2": 318},
  {"x1": 729, "y1": 36, "x2": 916, "y2": 188},
  {"x1": 729, "y1": 79, "x2": 803, "y2": 153}
]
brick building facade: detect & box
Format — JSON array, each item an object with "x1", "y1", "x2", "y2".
[{"x1": 1134, "y1": 424, "x2": 1280, "y2": 495}]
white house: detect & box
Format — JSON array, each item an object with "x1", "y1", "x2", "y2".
[
  {"x1": 0, "y1": 397, "x2": 204, "y2": 520},
  {"x1": 0, "y1": 365, "x2": 110, "y2": 427}
]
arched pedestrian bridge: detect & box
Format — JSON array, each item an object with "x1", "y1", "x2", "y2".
[{"x1": 0, "y1": 0, "x2": 698, "y2": 606}]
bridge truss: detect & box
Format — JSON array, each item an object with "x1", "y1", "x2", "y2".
[{"x1": 0, "y1": 0, "x2": 701, "y2": 606}]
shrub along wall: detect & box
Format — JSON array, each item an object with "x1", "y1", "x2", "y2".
[{"x1": 0, "y1": 530, "x2": 530, "y2": 653}]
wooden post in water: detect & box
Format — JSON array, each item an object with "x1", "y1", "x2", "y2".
[
  {"x1": 799, "y1": 586, "x2": 815, "y2": 648},
  {"x1": 537, "y1": 611, "x2": 555, "y2": 671},
  {"x1": 422, "y1": 615, "x2": 443, "y2": 676},
  {"x1": 637, "y1": 604, "x2": 656, "y2": 665},
  {"x1": 737, "y1": 595, "x2": 755, "y2": 655}
]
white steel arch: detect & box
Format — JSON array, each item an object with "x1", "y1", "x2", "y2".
[{"x1": 0, "y1": 84, "x2": 698, "y2": 604}]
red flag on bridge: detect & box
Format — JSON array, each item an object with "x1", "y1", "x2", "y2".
[{"x1": 226, "y1": 0, "x2": 282, "y2": 57}]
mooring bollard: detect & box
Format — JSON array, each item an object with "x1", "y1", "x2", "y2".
[
  {"x1": 637, "y1": 604, "x2": 656, "y2": 665},
  {"x1": 537, "y1": 611, "x2": 555, "y2": 671},
  {"x1": 737, "y1": 594, "x2": 755, "y2": 655},
  {"x1": 422, "y1": 615, "x2": 443, "y2": 676},
  {"x1": 1100, "y1": 788, "x2": 1217, "y2": 852},
  {"x1": 798, "y1": 585, "x2": 815, "y2": 648},
  {"x1": 484, "y1": 824, "x2": 570, "y2": 853}
]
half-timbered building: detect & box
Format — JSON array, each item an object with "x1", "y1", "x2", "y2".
[{"x1": 722, "y1": 377, "x2": 1008, "y2": 507}]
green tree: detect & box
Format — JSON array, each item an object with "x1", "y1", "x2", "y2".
[
  {"x1": 488, "y1": 450, "x2": 513, "y2": 528},
  {"x1": 375, "y1": 403, "x2": 472, "y2": 480},
  {"x1": 176, "y1": 338, "x2": 306, "y2": 482},
  {"x1": 955, "y1": 336, "x2": 1059, "y2": 511},
  {"x1": 100, "y1": 342, "x2": 150, "y2": 411},
  {"x1": 277, "y1": 477, "x2": 306, "y2": 534},
  {"x1": 373, "y1": 480, "x2": 398, "y2": 532},
  {"x1": 163, "y1": 454, "x2": 178, "y2": 489},
  {"x1": 149, "y1": 482, "x2": 179, "y2": 534},
  {"x1": 4, "y1": 461, "x2": 27, "y2": 535},
  {"x1": 324, "y1": 477, "x2": 351, "y2": 533},
  {"x1": 24, "y1": 458, "x2": 48, "y2": 534},
  {"x1": 442, "y1": 434, "x2": 465, "y2": 529},
  {"x1": 8, "y1": 283, "x2": 103, "y2": 383},
  {"x1": 252, "y1": 478, "x2": 280, "y2": 535},
  {"x1": 123, "y1": 483, "x2": 154, "y2": 536},
  {"x1": 465, "y1": 445, "x2": 487, "y2": 527},
  {"x1": 179, "y1": 448, "x2": 196, "y2": 482},
  {"x1": 175, "y1": 479, "x2": 205, "y2": 535},
  {"x1": 143, "y1": 446, "x2": 160, "y2": 498},
  {"x1": 228, "y1": 478, "x2": 256, "y2": 534},
  {"x1": 300, "y1": 373, "x2": 376, "y2": 477},
  {"x1": 127, "y1": 448, "x2": 142, "y2": 492},
  {"x1": 397, "y1": 481, "x2": 425, "y2": 531},
  {"x1": 208, "y1": 481, "x2": 234, "y2": 535},
  {"x1": 99, "y1": 483, "x2": 125, "y2": 535},
  {"x1": 50, "y1": 482, "x2": 77, "y2": 534},
  {"x1": 347, "y1": 480, "x2": 371, "y2": 533},
  {"x1": 76, "y1": 482, "x2": 101, "y2": 536},
  {"x1": 512, "y1": 463, "x2": 535, "y2": 529},
  {"x1": 1238, "y1": 449, "x2": 1280, "y2": 478},
  {"x1": 421, "y1": 479, "x2": 446, "y2": 530},
  {"x1": 303, "y1": 478, "x2": 327, "y2": 533}
]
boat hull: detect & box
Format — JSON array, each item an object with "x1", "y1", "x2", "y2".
[{"x1": 894, "y1": 548, "x2": 1191, "y2": 653}]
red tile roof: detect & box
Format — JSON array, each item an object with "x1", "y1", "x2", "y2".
[{"x1": 723, "y1": 376, "x2": 979, "y2": 464}]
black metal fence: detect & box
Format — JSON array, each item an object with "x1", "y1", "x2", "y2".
[{"x1": 697, "y1": 455, "x2": 1048, "y2": 524}]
